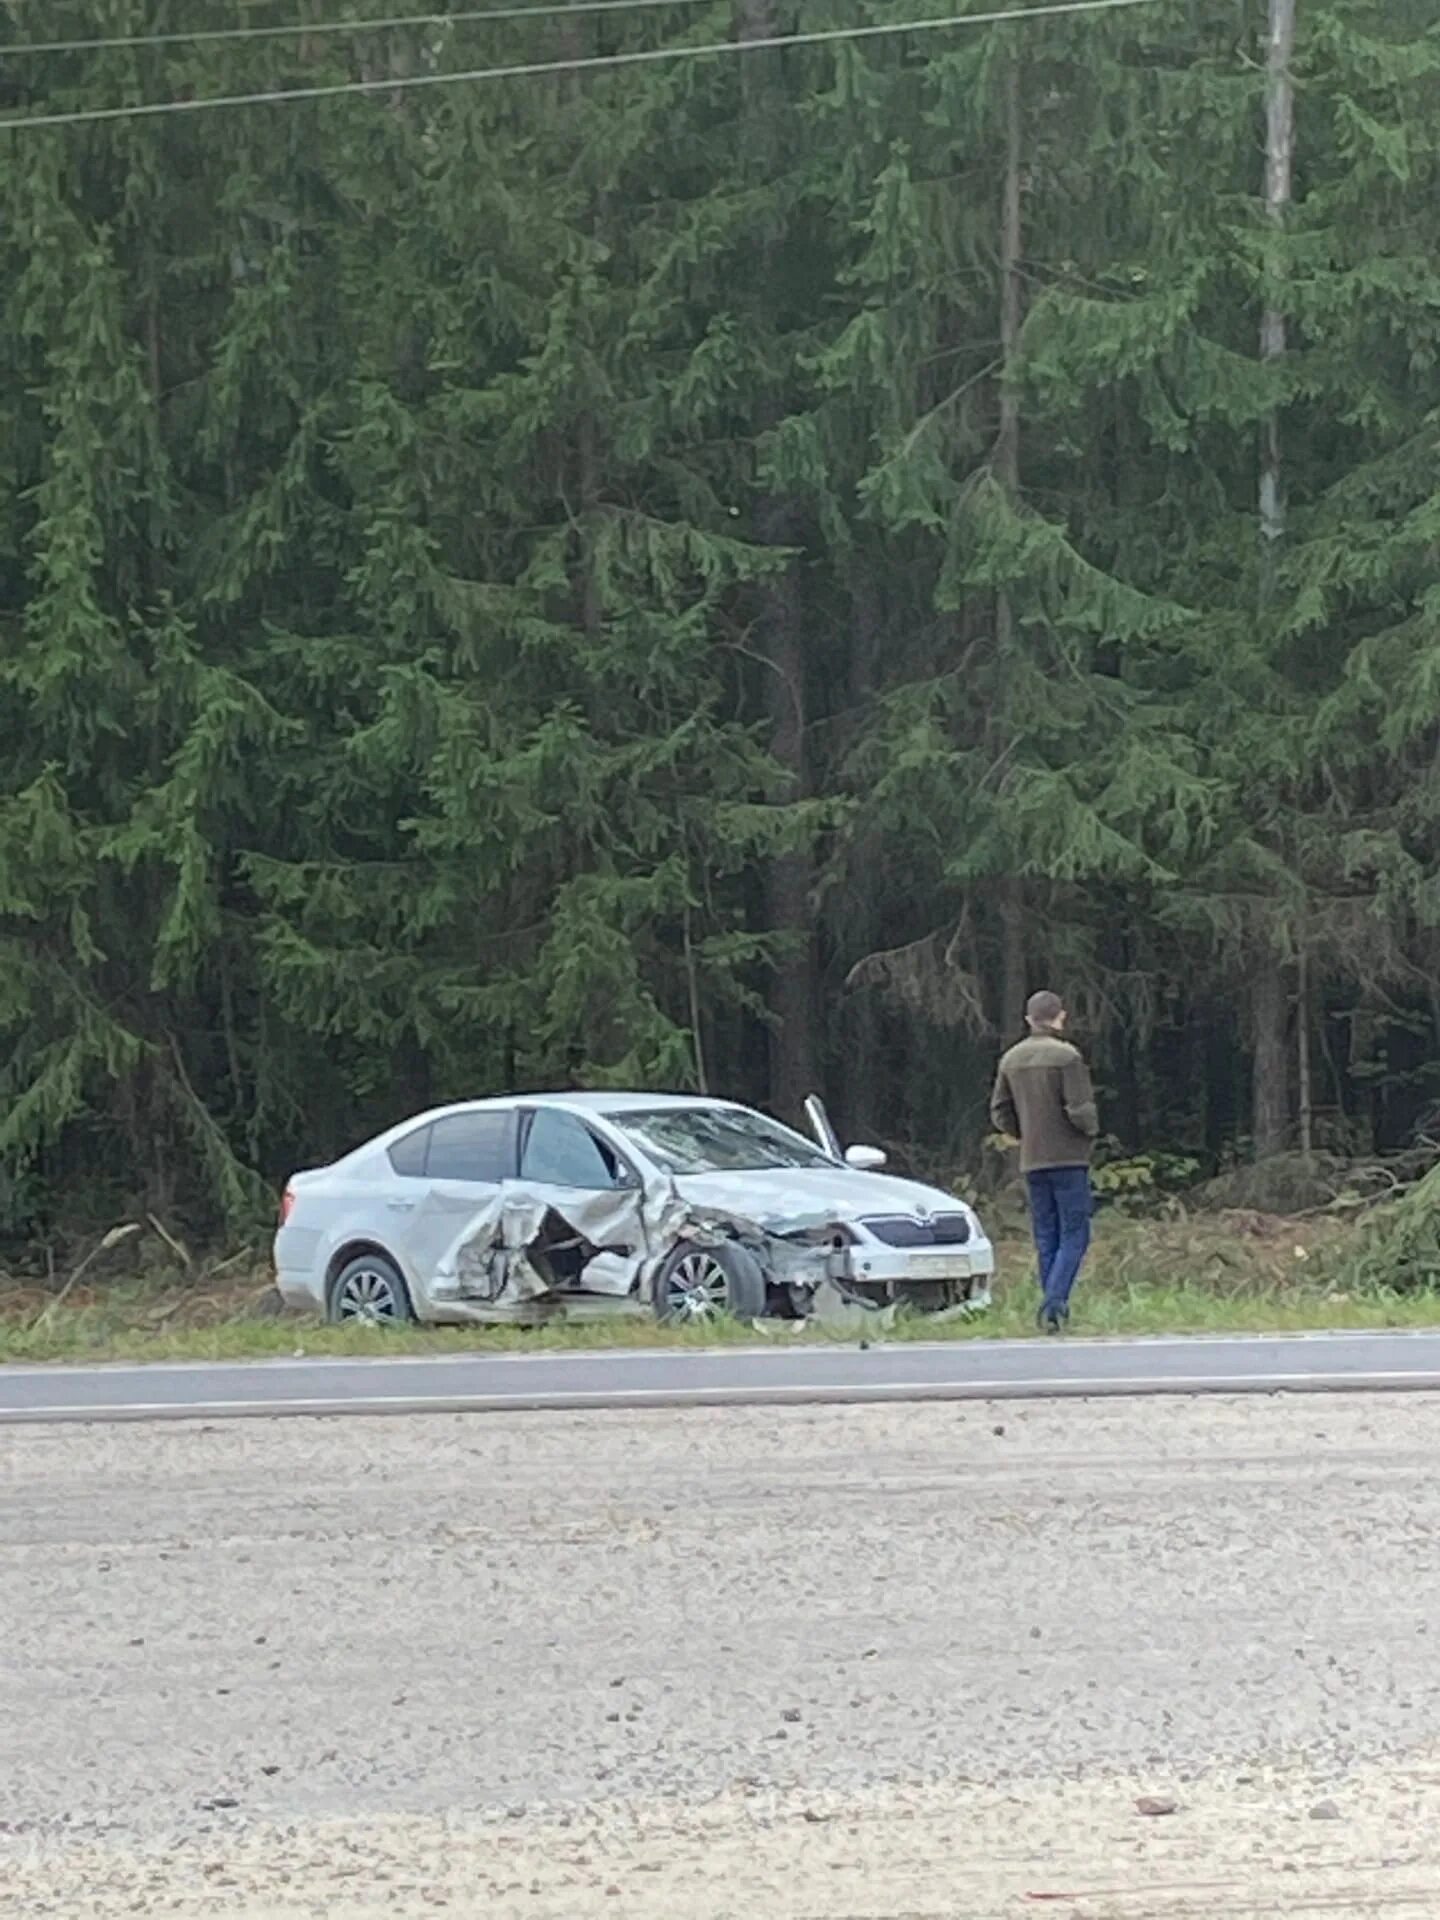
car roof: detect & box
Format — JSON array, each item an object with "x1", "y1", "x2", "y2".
[
  {"x1": 333, "y1": 1091, "x2": 817, "y2": 1170},
  {"x1": 364, "y1": 1091, "x2": 742, "y2": 1143},
  {"x1": 427, "y1": 1091, "x2": 741, "y2": 1114}
]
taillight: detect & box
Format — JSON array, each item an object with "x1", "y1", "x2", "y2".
[{"x1": 280, "y1": 1187, "x2": 296, "y2": 1226}]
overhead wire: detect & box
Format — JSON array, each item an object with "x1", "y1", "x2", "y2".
[
  {"x1": 7, "y1": 0, "x2": 727, "y2": 60},
  {"x1": 0, "y1": 0, "x2": 1168, "y2": 132}
]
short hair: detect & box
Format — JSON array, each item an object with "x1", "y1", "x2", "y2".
[{"x1": 1025, "y1": 990, "x2": 1065, "y2": 1027}]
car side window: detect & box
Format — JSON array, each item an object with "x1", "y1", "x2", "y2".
[
  {"x1": 520, "y1": 1110, "x2": 630, "y2": 1190},
  {"x1": 424, "y1": 1111, "x2": 514, "y2": 1183},
  {"x1": 388, "y1": 1125, "x2": 431, "y2": 1178}
]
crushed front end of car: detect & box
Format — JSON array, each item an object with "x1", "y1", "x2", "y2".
[{"x1": 419, "y1": 1175, "x2": 992, "y2": 1327}]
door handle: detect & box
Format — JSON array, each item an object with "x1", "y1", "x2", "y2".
[{"x1": 386, "y1": 1198, "x2": 416, "y2": 1212}]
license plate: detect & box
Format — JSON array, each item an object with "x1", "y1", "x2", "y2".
[{"x1": 905, "y1": 1254, "x2": 971, "y2": 1279}]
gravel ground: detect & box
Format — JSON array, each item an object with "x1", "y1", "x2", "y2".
[{"x1": 4, "y1": 1393, "x2": 1440, "y2": 1915}]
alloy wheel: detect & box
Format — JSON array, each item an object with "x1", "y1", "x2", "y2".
[
  {"x1": 662, "y1": 1250, "x2": 731, "y2": 1322},
  {"x1": 335, "y1": 1265, "x2": 402, "y2": 1323}
]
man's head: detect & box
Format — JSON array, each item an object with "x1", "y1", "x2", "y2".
[{"x1": 1025, "y1": 989, "x2": 1067, "y2": 1034}]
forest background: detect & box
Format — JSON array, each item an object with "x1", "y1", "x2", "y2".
[{"x1": 3, "y1": 0, "x2": 1438, "y2": 1250}]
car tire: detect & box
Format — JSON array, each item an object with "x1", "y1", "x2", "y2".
[
  {"x1": 652, "y1": 1241, "x2": 767, "y2": 1324},
  {"x1": 328, "y1": 1252, "x2": 415, "y2": 1326}
]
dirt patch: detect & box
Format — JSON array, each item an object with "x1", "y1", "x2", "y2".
[{"x1": 6, "y1": 1758, "x2": 1440, "y2": 1916}]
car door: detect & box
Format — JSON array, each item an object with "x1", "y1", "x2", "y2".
[
  {"x1": 389, "y1": 1108, "x2": 518, "y2": 1296},
  {"x1": 515, "y1": 1107, "x2": 644, "y2": 1295}
]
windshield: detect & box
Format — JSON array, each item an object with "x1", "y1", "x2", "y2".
[{"x1": 609, "y1": 1106, "x2": 838, "y2": 1175}]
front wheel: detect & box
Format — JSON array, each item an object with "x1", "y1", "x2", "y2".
[
  {"x1": 328, "y1": 1252, "x2": 415, "y2": 1326},
  {"x1": 652, "y1": 1242, "x2": 766, "y2": 1324}
]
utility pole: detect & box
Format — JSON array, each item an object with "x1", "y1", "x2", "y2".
[
  {"x1": 995, "y1": 53, "x2": 1027, "y2": 1039},
  {"x1": 1252, "y1": 0, "x2": 1299, "y2": 1159},
  {"x1": 740, "y1": 0, "x2": 817, "y2": 1120}
]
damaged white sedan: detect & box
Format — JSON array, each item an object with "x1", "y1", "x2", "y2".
[{"x1": 274, "y1": 1093, "x2": 995, "y2": 1327}]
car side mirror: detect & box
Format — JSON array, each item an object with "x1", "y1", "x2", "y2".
[{"x1": 844, "y1": 1144, "x2": 887, "y2": 1171}]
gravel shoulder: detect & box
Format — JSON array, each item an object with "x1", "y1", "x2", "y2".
[
  {"x1": 9, "y1": 1760, "x2": 1440, "y2": 1918},
  {"x1": 5, "y1": 1395, "x2": 1440, "y2": 1915}
]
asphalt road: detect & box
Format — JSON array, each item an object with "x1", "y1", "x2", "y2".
[{"x1": 5, "y1": 1325, "x2": 1440, "y2": 1423}]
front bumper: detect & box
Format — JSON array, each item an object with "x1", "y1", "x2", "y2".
[{"x1": 843, "y1": 1241, "x2": 995, "y2": 1311}]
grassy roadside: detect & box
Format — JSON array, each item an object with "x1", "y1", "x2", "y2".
[
  {"x1": 4, "y1": 1284, "x2": 1440, "y2": 1368},
  {"x1": 2, "y1": 1206, "x2": 1437, "y2": 1365}
]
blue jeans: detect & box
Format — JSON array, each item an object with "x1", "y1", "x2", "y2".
[{"x1": 1026, "y1": 1167, "x2": 1092, "y2": 1319}]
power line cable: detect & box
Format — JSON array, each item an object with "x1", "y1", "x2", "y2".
[
  {"x1": 0, "y1": 0, "x2": 1167, "y2": 133},
  {"x1": 7, "y1": 0, "x2": 725, "y2": 60}
]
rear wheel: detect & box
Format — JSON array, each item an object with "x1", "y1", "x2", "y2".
[
  {"x1": 328, "y1": 1252, "x2": 414, "y2": 1326},
  {"x1": 652, "y1": 1242, "x2": 766, "y2": 1324}
]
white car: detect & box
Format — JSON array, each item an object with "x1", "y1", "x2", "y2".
[{"x1": 274, "y1": 1092, "x2": 995, "y2": 1327}]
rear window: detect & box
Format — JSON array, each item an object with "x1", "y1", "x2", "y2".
[
  {"x1": 427, "y1": 1111, "x2": 513, "y2": 1182},
  {"x1": 388, "y1": 1111, "x2": 513, "y2": 1182}
]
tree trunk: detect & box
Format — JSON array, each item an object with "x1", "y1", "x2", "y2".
[
  {"x1": 1296, "y1": 946, "x2": 1313, "y2": 1157},
  {"x1": 1259, "y1": 0, "x2": 1296, "y2": 562},
  {"x1": 999, "y1": 883, "x2": 1027, "y2": 1040},
  {"x1": 1252, "y1": 960, "x2": 1291, "y2": 1157},
  {"x1": 1201, "y1": 998, "x2": 1237, "y2": 1157},
  {"x1": 995, "y1": 53, "x2": 1024, "y2": 507},
  {"x1": 841, "y1": 573, "x2": 884, "y2": 1137},
  {"x1": 759, "y1": 523, "x2": 816, "y2": 1119},
  {"x1": 682, "y1": 905, "x2": 709, "y2": 1095}
]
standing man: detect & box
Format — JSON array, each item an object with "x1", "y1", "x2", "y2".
[{"x1": 990, "y1": 990, "x2": 1099, "y2": 1333}]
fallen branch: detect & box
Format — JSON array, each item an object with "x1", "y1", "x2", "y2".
[
  {"x1": 147, "y1": 1214, "x2": 194, "y2": 1273},
  {"x1": 29, "y1": 1223, "x2": 142, "y2": 1329}
]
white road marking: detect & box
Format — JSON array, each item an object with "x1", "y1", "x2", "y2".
[
  {"x1": 6, "y1": 1367, "x2": 1440, "y2": 1422},
  {"x1": 5, "y1": 1326, "x2": 1439, "y2": 1383}
]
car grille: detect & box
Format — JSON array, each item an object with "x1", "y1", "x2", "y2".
[
  {"x1": 851, "y1": 1277, "x2": 968, "y2": 1312},
  {"x1": 862, "y1": 1212, "x2": 972, "y2": 1248}
]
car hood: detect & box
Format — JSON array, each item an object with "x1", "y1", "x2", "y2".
[{"x1": 669, "y1": 1164, "x2": 967, "y2": 1227}]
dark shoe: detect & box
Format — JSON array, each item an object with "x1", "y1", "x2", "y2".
[{"x1": 1036, "y1": 1305, "x2": 1063, "y2": 1335}]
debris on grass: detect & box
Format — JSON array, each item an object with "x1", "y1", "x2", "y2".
[{"x1": 2, "y1": 1199, "x2": 1440, "y2": 1365}]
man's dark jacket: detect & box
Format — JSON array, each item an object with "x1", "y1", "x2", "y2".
[{"x1": 989, "y1": 1029, "x2": 1099, "y2": 1174}]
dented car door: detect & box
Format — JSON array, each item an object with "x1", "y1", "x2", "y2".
[
  {"x1": 515, "y1": 1108, "x2": 647, "y2": 1296},
  {"x1": 397, "y1": 1107, "x2": 519, "y2": 1301}
]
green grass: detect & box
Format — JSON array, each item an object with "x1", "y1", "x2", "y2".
[
  {"x1": 2, "y1": 1207, "x2": 1436, "y2": 1367},
  {"x1": 4, "y1": 1274, "x2": 1440, "y2": 1367}
]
